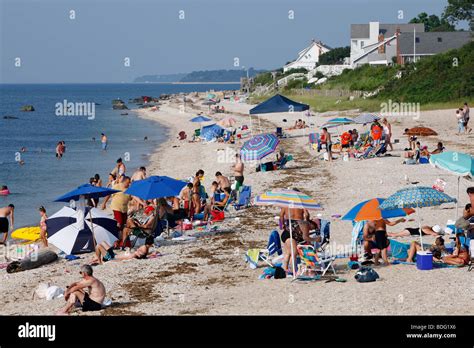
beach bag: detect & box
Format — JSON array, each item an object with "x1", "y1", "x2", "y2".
[
  {"x1": 46, "y1": 286, "x2": 64, "y2": 300},
  {"x1": 355, "y1": 267, "x2": 379, "y2": 283},
  {"x1": 274, "y1": 266, "x2": 286, "y2": 279}
]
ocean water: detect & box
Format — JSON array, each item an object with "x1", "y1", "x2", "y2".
[{"x1": 0, "y1": 83, "x2": 238, "y2": 228}]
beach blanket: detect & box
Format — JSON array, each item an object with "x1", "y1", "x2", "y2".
[{"x1": 391, "y1": 260, "x2": 462, "y2": 268}]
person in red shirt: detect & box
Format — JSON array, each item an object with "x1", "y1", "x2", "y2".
[
  {"x1": 341, "y1": 130, "x2": 352, "y2": 149},
  {"x1": 371, "y1": 122, "x2": 382, "y2": 146}
]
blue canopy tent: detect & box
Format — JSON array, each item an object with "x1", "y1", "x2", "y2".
[
  {"x1": 200, "y1": 123, "x2": 224, "y2": 142},
  {"x1": 248, "y1": 94, "x2": 310, "y2": 134}
]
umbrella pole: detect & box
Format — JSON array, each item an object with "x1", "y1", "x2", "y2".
[
  {"x1": 416, "y1": 207, "x2": 424, "y2": 251},
  {"x1": 258, "y1": 115, "x2": 261, "y2": 134},
  {"x1": 455, "y1": 176, "x2": 460, "y2": 223},
  {"x1": 288, "y1": 206, "x2": 296, "y2": 279},
  {"x1": 249, "y1": 115, "x2": 253, "y2": 136}
]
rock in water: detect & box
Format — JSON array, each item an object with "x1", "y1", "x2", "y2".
[
  {"x1": 21, "y1": 105, "x2": 35, "y2": 112},
  {"x1": 7, "y1": 249, "x2": 58, "y2": 273}
]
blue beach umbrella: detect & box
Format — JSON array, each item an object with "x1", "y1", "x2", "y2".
[
  {"x1": 240, "y1": 133, "x2": 280, "y2": 161},
  {"x1": 190, "y1": 116, "x2": 211, "y2": 123},
  {"x1": 321, "y1": 117, "x2": 354, "y2": 128},
  {"x1": 124, "y1": 175, "x2": 187, "y2": 200},
  {"x1": 430, "y1": 151, "x2": 474, "y2": 220},
  {"x1": 380, "y1": 186, "x2": 456, "y2": 249},
  {"x1": 200, "y1": 123, "x2": 224, "y2": 142},
  {"x1": 54, "y1": 184, "x2": 120, "y2": 202}
]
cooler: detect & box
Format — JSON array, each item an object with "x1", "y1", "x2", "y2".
[{"x1": 416, "y1": 251, "x2": 433, "y2": 270}]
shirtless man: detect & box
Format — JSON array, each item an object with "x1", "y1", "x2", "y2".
[
  {"x1": 131, "y1": 167, "x2": 147, "y2": 182},
  {"x1": 58, "y1": 265, "x2": 105, "y2": 314},
  {"x1": 363, "y1": 218, "x2": 405, "y2": 265},
  {"x1": 215, "y1": 171, "x2": 230, "y2": 191},
  {"x1": 111, "y1": 158, "x2": 126, "y2": 177},
  {"x1": 232, "y1": 154, "x2": 245, "y2": 191},
  {"x1": 0, "y1": 204, "x2": 14, "y2": 244}
]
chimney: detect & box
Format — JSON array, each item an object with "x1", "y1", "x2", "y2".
[
  {"x1": 396, "y1": 27, "x2": 402, "y2": 65},
  {"x1": 378, "y1": 33, "x2": 385, "y2": 53}
]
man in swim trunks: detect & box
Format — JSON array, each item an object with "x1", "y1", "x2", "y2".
[
  {"x1": 110, "y1": 176, "x2": 131, "y2": 239},
  {"x1": 232, "y1": 154, "x2": 245, "y2": 191},
  {"x1": 58, "y1": 265, "x2": 106, "y2": 314},
  {"x1": 215, "y1": 171, "x2": 230, "y2": 191},
  {"x1": 363, "y1": 218, "x2": 405, "y2": 265},
  {"x1": 0, "y1": 204, "x2": 14, "y2": 244},
  {"x1": 388, "y1": 225, "x2": 443, "y2": 238}
]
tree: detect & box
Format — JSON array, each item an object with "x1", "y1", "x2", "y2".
[
  {"x1": 409, "y1": 12, "x2": 455, "y2": 31},
  {"x1": 318, "y1": 46, "x2": 350, "y2": 65},
  {"x1": 443, "y1": 0, "x2": 474, "y2": 31}
]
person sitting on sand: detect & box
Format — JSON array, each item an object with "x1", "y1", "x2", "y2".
[
  {"x1": 203, "y1": 187, "x2": 231, "y2": 220},
  {"x1": 442, "y1": 234, "x2": 470, "y2": 266},
  {"x1": 406, "y1": 236, "x2": 447, "y2": 263},
  {"x1": 403, "y1": 141, "x2": 421, "y2": 165},
  {"x1": 131, "y1": 166, "x2": 146, "y2": 182},
  {"x1": 180, "y1": 183, "x2": 194, "y2": 215},
  {"x1": 58, "y1": 265, "x2": 105, "y2": 314},
  {"x1": 90, "y1": 237, "x2": 158, "y2": 265},
  {"x1": 363, "y1": 218, "x2": 406, "y2": 265},
  {"x1": 431, "y1": 142, "x2": 445, "y2": 155},
  {"x1": 388, "y1": 225, "x2": 444, "y2": 238},
  {"x1": 404, "y1": 128, "x2": 417, "y2": 151},
  {"x1": 351, "y1": 129, "x2": 359, "y2": 145},
  {"x1": 341, "y1": 130, "x2": 352, "y2": 149},
  {"x1": 121, "y1": 205, "x2": 157, "y2": 246}
]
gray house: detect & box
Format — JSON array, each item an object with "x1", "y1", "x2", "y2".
[
  {"x1": 398, "y1": 31, "x2": 472, "y2": 64},
  {"x1": 350, "y1": 21, "x2": 472, "y2": 66}
]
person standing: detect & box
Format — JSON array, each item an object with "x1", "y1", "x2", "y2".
[
  {"x1": 381, "y1": 118, "x2": 393, "y2": 151},
  {"x1": 320, "y1": 127, "x2": 333, "y2": 162},
  {"x1": 463, "y1": 102, "x2": 471, "y2": 133},
  {"x1": 0, "y1": 204, "x2": 14, "y2": 244},
  {"x1": 101, "y1": 133, "x2": 108, "y2": 151},
  {"x1": 232, "y1": 154, "x2": 245, "y2": 190},
  {"x1": 39, "y1": 206, "x2": 48, "y2": 247},
  {"x1": 110, "y1": 176, "x2": 131, "y2": 240},
  {"x1": 456, "y1": 109, "x2": 465, "y2": 135}
]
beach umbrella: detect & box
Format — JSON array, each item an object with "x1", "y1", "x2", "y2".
[
  {"x1": 353, "y1": 113, "x2": 380, "y2": 125},
  {"x1": 321, "y1": 117, "x2": 354, "y2": 128},
  {"x1": 54, "y1": 184, "x2": 120, "y2": 202},
  {"x1": 218, "y1": 116, "x2": 236, "y2": 128},
  {"x1": 46, "y1": 206, "x2": 118, "y2": 255},
  {"x1": 380, "y1": 186, "x2": 456, "y2": 249},
  {"x1": 430, "y1": 151, "x2": 474, "y2": 220},
  {"x1": 190, "y1": 116, "x2": 211, "y2": 123},
  {"x1": 125, "y1": 175, "x2": 187, "y2": 200},
  {"x1": 404, "y1": 127, "x2": 438, "y2": 136},
  {"x1": 200, "y1": 123, "x2": 225, "y2": 142},
  {"x1": 254, "y1": 189, "x2": 323, "y2": 279},
  {"x1": 240, "y1": 133, "x2": 279, "y2": 161},
  {"x1": 341, "y1": 198, "x2": 415, "y2": 222}
]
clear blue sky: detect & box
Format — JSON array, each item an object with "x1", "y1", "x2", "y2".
[{"x1": 0, "y1": 0, "x2": 453, "y2": 83}]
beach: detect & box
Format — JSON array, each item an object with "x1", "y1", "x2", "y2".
[{"x1": 1, "y1": 93, "x2": 473, "y2": 316}]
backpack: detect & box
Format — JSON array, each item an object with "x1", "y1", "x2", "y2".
[{"x1": 355, "y1": 266, "x2": 379, "y2": 282}]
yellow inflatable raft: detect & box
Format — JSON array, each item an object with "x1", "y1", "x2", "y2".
[{"x1": 11, "y1": 226, "x2": 41, "y2": 241}]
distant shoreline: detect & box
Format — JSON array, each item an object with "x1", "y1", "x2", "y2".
[{"x1": 136, "y1": 81, "x2": 241, "y2": 85}]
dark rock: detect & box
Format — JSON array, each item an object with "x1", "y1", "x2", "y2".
[{"x1": 3, "y1": 115, "x2": 18, "y2": 119}]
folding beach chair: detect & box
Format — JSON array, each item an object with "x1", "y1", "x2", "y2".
[
  {"x1": 245, "y1": 230, "x2": 283, "y2": 269},
  {"x1": 232, "y1": 185, "x2": 251, "y2": 211},
  {"x1": 296, "y1": 244, "x2": 336, "y2": 278},
  {"x1": 307, "y1": 219, "x2": 331, "y2": 253}
]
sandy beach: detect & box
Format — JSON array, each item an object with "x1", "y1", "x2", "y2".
[{"x1": 1, "y1": 93, "x2": 473, "y2": 316}]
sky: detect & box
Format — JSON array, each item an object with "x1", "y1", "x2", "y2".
[{"x1": 0, "y1": 0, "x2": 455, "y2": 83}]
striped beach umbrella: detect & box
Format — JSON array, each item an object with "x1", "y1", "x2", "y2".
[
  {"x1": 254, "y1": 189, "x2": 323, "y2": 278},
  {"x1": 341, "y1": 198, "x2": 415, "y2": 222},
  {"x1": 380, "y1": 186, "x2": 456, "y2": 249},
  {"x1": 353, "y1": 113, "x2": 380, "y2": 125},
  {"x1": 46, "y1": 206, "x2": 118, "y2": 255},
  {"x1": 240, "y1": 133, "x2": 279, "y2": 161}
]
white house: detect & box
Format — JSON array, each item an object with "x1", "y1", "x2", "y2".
[
  {"x1": 283, "y1": 40, "x2": 331, "y2": 72},
  {"x1": 350, "y1": 22, "x2": 424, "y2": 67}
]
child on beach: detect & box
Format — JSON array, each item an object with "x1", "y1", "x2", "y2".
[
  {"x1": 39, "y1": 206, "x2": 48, "y2": 247},
  {"x1": 456, "y1": 109, "x2": 465, "y2": 134}
]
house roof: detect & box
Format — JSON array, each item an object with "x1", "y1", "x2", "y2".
[
  {"x1": 351, "y1": 23, "x2": 425, "y2": 38},
  {"x1": 399, "y1": 31, "x2": 472, "y2": 55}
]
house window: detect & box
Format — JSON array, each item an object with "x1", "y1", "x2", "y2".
[
  {"x1": 415, "y1": 37, "x2": 420, "y2": 43},
  {"x1": 360, "y1": 41, "x2": 365, "y2": 48},
  {"x1": 437, "y1": 37, "x2": 442, "y2": 42}
]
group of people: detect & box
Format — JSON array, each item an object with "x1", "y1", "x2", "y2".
[
  {"x1": 403, "y1": 135, "x2": 444, "y2": 165},
  {"x1": 455, "y1": 102, "x2": 471, "y2": 135},
  {"x1": 289, "y1": 119, "x2": 308, "y2": 130}
]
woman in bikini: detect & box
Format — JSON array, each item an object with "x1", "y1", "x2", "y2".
[
  {"x1": 38, "y1": 206, "x2": 48, "y2": 247},
  {"x1": 90, "y1": 237, "x2": 157, "y2": 265}
]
